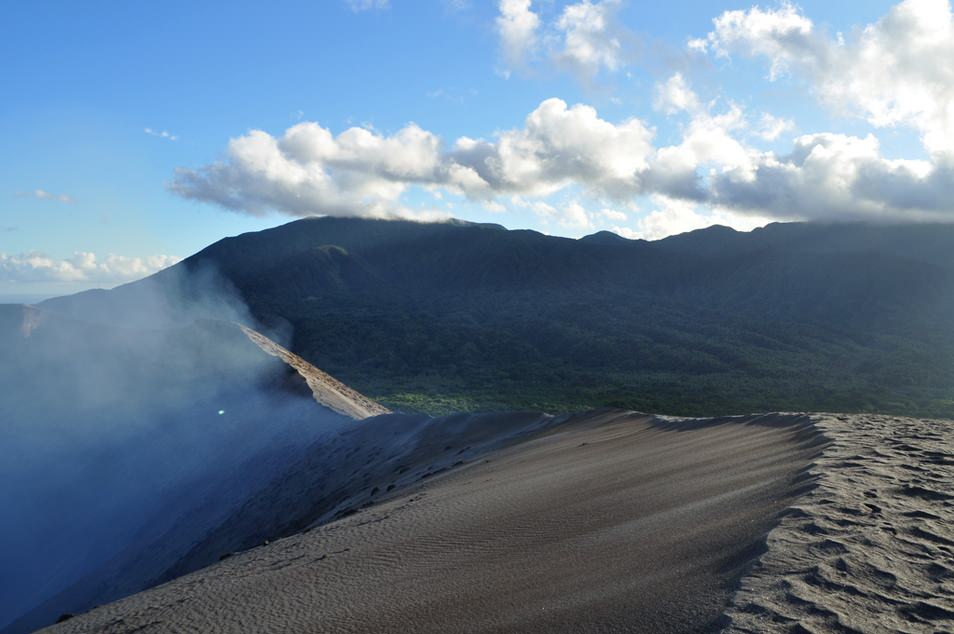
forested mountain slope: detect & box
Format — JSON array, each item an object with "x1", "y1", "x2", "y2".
[{"x1": 42, "y1": 218, "x2": 954, "y2": 417}]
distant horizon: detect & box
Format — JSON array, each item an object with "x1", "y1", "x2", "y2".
[{"x1": 0, "y1": 292, "x2": 57, "y2": 305}]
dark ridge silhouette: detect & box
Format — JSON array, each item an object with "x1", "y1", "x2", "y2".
[{"x1": 41, "y1": 217, "x2": 954, "y2": 418}]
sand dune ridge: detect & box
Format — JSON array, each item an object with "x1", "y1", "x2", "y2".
[{"x1": 724, "y1": 413, "x2": 954, "y2": 633}]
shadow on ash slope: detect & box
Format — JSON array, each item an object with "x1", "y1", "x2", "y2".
[{"x1": 725, "y1": 414, "x2": 954, "y2": 633}]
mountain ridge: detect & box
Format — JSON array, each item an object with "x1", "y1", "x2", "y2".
[{"x1": 38, "y1": 216, "x2": 954, "y2": 418}]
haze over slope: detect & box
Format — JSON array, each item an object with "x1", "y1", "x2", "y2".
[
  {"x1": 0, "y1": 297, "x2": 383, "y2": 632},
  {"x1": 45, "y1": 217, "x2": 954, "y2": 418}
]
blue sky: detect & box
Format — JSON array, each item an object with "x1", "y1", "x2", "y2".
[{"x1": 2, "y1": 0, "x2": 950, "y2": 298}]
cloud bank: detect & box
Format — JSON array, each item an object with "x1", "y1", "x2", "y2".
[
  {"x1": 0, "y1": 252, "x2": 181, "y2": 284},
  {"x1": 693, "y1": 0, "x2": 954, "y2": 157},
  {"x1": 171, "y1": 91, "x2": 954, "y2": 228},
  {"x1": 170, "y1": 0, "x2": 954, "y2": 237}
]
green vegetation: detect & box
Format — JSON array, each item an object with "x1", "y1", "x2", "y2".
[
  {"x1": 287, "y1": 291, "x2": 954, "y2": 418},
  {"x1": 44, "y1": 216, "x2": 954, "y2": 420}
]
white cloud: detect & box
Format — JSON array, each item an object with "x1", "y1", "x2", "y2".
[
  {"x1": 345, "y1": 0, "x2": 389, "y2": 11},
  {"x1": 23, "y1": 189, "x2": 74, "y2": 204},
  {"x1": 511, "y1": 195, "x2": 558, "y2": 220},
  {"x1": 687, "y1": 37, "x2": 708, "y2": 53},
  {"x1": 561, "y1": 200, "x2": 592, "y2": 229},
  {"x1": 648, "y1": 84, "x2": 757, "y2": 199},
  {"x1": 173, "y1": 99, "x2": 655, "y2": 218},
  {"x1": 668, "y1": 103, "x2": 752, "y2": 171},
  {"x1": 0, "y1": 252, "x2": 181, "y2": 284},
  {"x1": 608, "y1": 225, "x2": 639, "y2": 239},
  {"x1": 450, "y1": 97, "x2": 655, "y2": 199},
  {"x1": 710, "y1": 132, "x2": 954, "y2": 221},
  {"x1": 822, "y1": 0, "x2": 954, "y2": 157},
  {"x1": 171, "y1": 121, "x2": 446, "y2": 219},
  {"x1": 636, "y1": 197, "x2": 716, "y2": 240},
  {"x1": 172, "y1": 87, "x2": 954, "y2": 226},
  {"x1": 755, "y1": 113, "x2": 794, "y2": 141},
  {"x1": 144, "y1": 128, "x2": 178, "y2": 141},
  {"x1": 692, "y1": 2, "x2": 815, "y2": 79},
  {"x1": 653, "y1": 73, "x2": 701, "y2": 115},
  {"x1": 635, "y1": 195, "x2": 774, "y2": 240},
  {"x1": 495, "y1": 0, "x2": 627, "y2": 78},
  {"x1": 496, "y1": 0, "x2": 540, "y2": 69},
  {"x1": 694, "y1": 0, "x2": 954, "y2": 157},
  {"x1": 555, "y1": 0, "x2": 624, "y2": 75},
  {"x1": 515, "y1": 197, "x2": 592, "y2": 233},
  {"x1": 600, "y1": 208, "x2": 627, "y2": 221}
]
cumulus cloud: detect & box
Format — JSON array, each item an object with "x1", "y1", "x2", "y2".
[
  {"x1": 608, "y1": 225, "x2": 640, "y2": 239},
  {"x1": 635, "y1": 197, "x2": 715, "y2": 240},
  {"x1": 755, "y1": 113, "x2": 795, "y2": 141},
  {"x1": 450, "y1": 98, "x2": 655, "y2": 199},
  {"x1": 647, "y1": 75, "x2": 769, "y2": 200},
  {"x1": 693, "y1": 0, "x2": 954, "y2": 157},
  {"x1": 171, "y1": 121, "x2": 447, "y2": 219},
  {"x1": 710, "y1": 133, "x2": 954, "y2": 221},
  {"x1": 652, "y1": 100, "x2": 754, "y2": 184},
  {"x1": 554, "y1": 0, "x2": 625, "y2": 75},
  {"x1": 561, "y1": 200, "x2": 593, "y2": 229},
  {"x1": 689, "y1": 2, "x2": 815, "y2": 79},
  {"x1": 496, "y1": 0, "x2": 540, "y2": 69},
  {"x1": 634, "y1": 195, "x2": 775, "y2": 240},
  {"x1": 495, "y1": 0, "x2": 628, "y2": 77},
  {"x1": 172, "y1": 74, "x2": 954, "y2": 230},
  {"x1": 653, "y1": 73, "x2": 702, "y2": 115},
  {"x1": 642, "y1": 68, "x2": 954, "y2": 223},
  {"x1": 514, "y1": 197, "x2": 593, "y2": 233},
  {"x1": 0, "y1": 252, "x2": 181, "y2": 284},
  {"x1": 171, "y1": 99, "x2": 654, "y2": 218}
]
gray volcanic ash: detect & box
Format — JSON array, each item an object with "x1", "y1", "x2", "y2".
[
  {"x1": 41, "y1": 411, "x2": 825, "y2": 634},
  {"x1": 725, "y1": 413, "x2": 954, "y2": 633}
]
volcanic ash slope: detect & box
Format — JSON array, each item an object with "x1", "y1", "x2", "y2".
[
  {"x1": 724, "y1": 413, "x2": 954, "y2": 634},
  {"x1": 43, "y1": 411, "x2": 823, "y2": 634},
  {"x1": 39, "y1": 411, "x2": 952, "y2": 633}
]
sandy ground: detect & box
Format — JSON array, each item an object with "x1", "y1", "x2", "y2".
[
  {"x1": 724, "y1": 414, "x2": 954, "y2": 633},
  {"x1": 45, "y1": 411, "x2": 822, "y2": 633}
]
